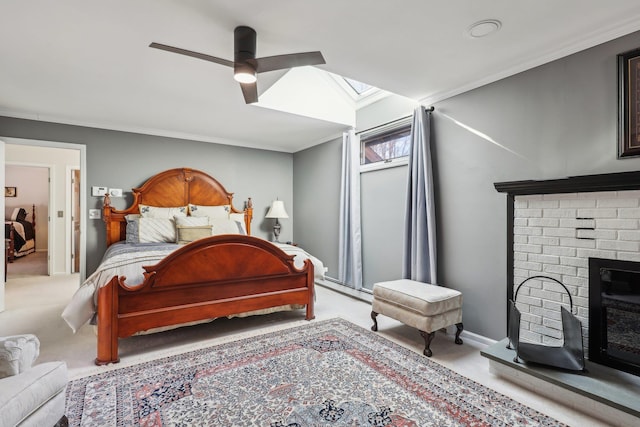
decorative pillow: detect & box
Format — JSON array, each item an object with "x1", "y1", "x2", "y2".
[
  {"x1": 0, "y1": 334, "x2": 40, "y2": 379},
  {"x1": 189, "y1": 204, "x2": 230, "y2": 219},
  {"x1": 176, "y1": 225, "x2": 213, "y2": 244},
  {"x1": 229, "y1": 212, "x2": 248, "y2": 234},
  {"x1": 10, "y1": 208, "x2": 27, "y2": 221},
  {"x1": 174, "y1": 216, "x2": 209, "y2": 227},
  {"x1": 209, "y1": 218, "x2": 246, "y2": 235},
  {"x1": 125, "y1": 214, "x2": 141, "y2": 243},
  {"x1": 139, "y1": 204, "x2": 187, "y2": 218},
  {"x1": 16, "y1": 208, "x2": 27, "y2": 221},
  {"x1": 126, "y1": 217, "x2": 176, "y2": 243}
]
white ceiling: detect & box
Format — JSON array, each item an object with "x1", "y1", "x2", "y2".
[{"x1": 2, "y1": 1, "x2": 640, "y2": 153}]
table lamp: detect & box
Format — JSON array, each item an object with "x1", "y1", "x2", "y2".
[{"x1": 265, "y1": 199, "x2": 289, "y2": 242}]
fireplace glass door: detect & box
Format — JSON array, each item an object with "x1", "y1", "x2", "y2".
[{"x1": 589, "y1": 257, "x2": 640, "y2": 376}]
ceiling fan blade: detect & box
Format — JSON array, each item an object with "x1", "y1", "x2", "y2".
[
  {"x1": 240, "y1": 81, "x2": 258, "y2": 104},
  {"x1": 149, "y1": 42, "x2": 234, "y2": 68},
  {"x1": 252, "y1": 51, "x2": 325, "y2": 73}
]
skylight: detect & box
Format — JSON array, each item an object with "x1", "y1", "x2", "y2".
[
  {"x1": 256, "y1": 68, "x2": 392, "y2": 127},
  {"x1": 343, "y1": 77, "x2": 374, "y2": 95}
]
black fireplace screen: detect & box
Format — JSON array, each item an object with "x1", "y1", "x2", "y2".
[{"x1": 589, "y1": 257, "x2": 640, "y2": 376}]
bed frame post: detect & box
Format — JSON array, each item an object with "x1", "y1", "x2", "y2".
[
  {"x1": 306, "y1": 261, "x2": 315, "y2": 320},
  {"x1": 95, "y1": 276, "x2": 120, "y2": 365},
  {"x1": 245, "y1": 198, "x2": 253, "y2": 235}
]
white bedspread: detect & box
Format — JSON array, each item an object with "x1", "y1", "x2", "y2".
[
  {"x1": 5, "y1": 220, "x2": 26, "y2": 241},
  {"x1": 61, "y1": 240, "x2": 326, "y2": 333}
]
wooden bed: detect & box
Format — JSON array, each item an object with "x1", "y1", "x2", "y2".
[
  {"x1": 95, "y1": 168, "x2": 314, "y2": 365},
  {"x1": 5, "y1": 204, "x2": 36, "y2": 262}
]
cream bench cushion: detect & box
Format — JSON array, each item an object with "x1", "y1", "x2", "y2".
[{"x1": 371, "y1": 279, "x2": 463, "y2": 356}]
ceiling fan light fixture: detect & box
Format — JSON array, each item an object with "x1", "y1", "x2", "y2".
[
  {"x1": 234, "y1": 62, "x2": 257, "y2": 83},
  {"x1": 234, "y1": 70, "x2": 257, "y2": 84}
]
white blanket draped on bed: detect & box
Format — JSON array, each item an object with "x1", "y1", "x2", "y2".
[{"x1": 62, "y1": 240, "x2": 326, "y2": 333}]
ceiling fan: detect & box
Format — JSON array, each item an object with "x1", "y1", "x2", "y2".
[{"x1": 150, "y1": 26, "x2": 326, "y2": 104}]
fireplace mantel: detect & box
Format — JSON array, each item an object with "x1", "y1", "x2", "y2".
[
  {"x1": 490, "y1": 170, "x2": 640, "y2": 423},
  {"x1": 495, "y1": 170, "x2": 640, "y2": 195}
]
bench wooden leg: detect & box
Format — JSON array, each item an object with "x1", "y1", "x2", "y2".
[
  {"x1": 455, "y1": 322, "x2": 464, "y2": 345},
  {"x1": 371, "y1": 311, "x2": 378, "y2": 331},
  {"x1": 419, "y1": 330, "x2": 436, "y2": 357}
]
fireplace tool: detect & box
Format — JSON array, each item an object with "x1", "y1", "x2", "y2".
[{"x1": 507, "y1": 275, "x2": 585, "y2": 371}]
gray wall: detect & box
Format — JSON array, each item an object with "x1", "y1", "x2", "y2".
[
  {"x1": 294, "y1": 30, "x2": 640, "y2": 340},
  {"x1": 0, "y1": 118, "x2": 293, "y2": 274},
  {"x1": 361, "y1": 164, "x2": 407, "y2": 288},
  {"x1": 292, "y1": 136, "x2": 342, "y2": 278}
]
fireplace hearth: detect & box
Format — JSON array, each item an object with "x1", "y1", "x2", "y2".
[
  {"x1": 492, "y1": 172, "x2": 640, "y2": 421},
  {"x1": 589, "y1": 257, "x2": 640, "y2": 376}
]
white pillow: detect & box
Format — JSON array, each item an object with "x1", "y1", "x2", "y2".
[
  {"x1": 229, "y1": 212, "x2": 248, "y2": 234},
  {"x1": 10, "y1": 208, "x2": 21, "y2": 221},
  {"x1": 0, "y1": 335, "x2": 40, "y2": 379},
  {"x1": 209, "y1": 218, "x2": 246, "y2": 235},
  {"x1": 189, "y1": 204, "x2": 230, "y2": 219},
  {"x1": 139, "y1": 204, "x2": 187, "y2": 218},
  {"x1": 175, "y1": 216, "x2": 209, "y2": 227}
]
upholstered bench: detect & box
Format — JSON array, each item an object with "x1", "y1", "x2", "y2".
[{"x1": 371, "y1": 279, "x2": 463, "y2": 357}]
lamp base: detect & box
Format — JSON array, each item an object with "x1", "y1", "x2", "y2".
[{"x1": 273, "y1": 219, "x2": 282, "y2": 243}]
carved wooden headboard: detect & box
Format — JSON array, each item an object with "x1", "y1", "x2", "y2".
[{"x1": 102, "y1": 168, "x2": 253, "y2": 246}]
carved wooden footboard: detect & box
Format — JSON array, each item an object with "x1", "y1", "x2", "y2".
[{"x1": 96, "y1": 234, "x2": 314, "y2": 365}]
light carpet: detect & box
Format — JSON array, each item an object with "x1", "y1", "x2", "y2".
[{"x1": 65, "y1": 318, "x2": 564, "y2": 426}]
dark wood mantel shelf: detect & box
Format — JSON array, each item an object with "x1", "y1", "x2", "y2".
[{"x1": 494, "y1": 170, "x2": 640, "y2": 195}]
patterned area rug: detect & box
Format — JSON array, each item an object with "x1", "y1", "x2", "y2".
[{"x1": 65, "y1": 318, "x2": 564, "y2": 426}]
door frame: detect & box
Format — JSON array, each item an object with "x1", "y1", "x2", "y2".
[{"x1": 2, "y1": 137, "x2": 87, "y2": 280}]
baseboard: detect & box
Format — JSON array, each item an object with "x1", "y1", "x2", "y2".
[
  {"x1": 459, "y1": 329, "x2": 496, "y2": 347},
  {"x1": 316, "y1": 279, "x2": 373, "y2": 303}
]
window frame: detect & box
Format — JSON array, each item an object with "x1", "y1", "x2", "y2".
[{"x1": 359, "y1": 118, "x2": 412, "y2": 172}]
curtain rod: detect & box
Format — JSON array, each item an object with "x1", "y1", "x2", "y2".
[{"x1": 355, "y1": 106, "x2": 434, "y2": 135}]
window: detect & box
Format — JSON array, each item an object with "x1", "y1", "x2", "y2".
[
  {"x1": 343, "y1": 77, "x2": 374, "y2": 95},
  {"x1": 360, "y1": 123, "x2": 411, "y2": 165}
]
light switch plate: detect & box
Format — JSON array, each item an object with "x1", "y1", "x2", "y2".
[
  {"x1": 92, "y1": 186, "x2": 108, "y2": 197},
  {"x1": 89, "y1": 209, "x2": 101, "y2": 219},
  {"x1": 109, "y1": 188, "x2": 123, "y2": 197}
]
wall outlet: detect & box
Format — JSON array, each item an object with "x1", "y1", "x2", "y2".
[
  {"x1": 89, "y1": 209, "x2": 101, "y2": 219},
  {"x1": 91, "y1": 186, "x2": 108, "y2": 197}
]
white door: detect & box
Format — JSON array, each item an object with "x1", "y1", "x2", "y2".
[
  {"x1": 71, "y1": 169, "x2": 80, "y2": 273},
  {"x1": 0, "y1": 138, "x2": 5, "y2": 312}
]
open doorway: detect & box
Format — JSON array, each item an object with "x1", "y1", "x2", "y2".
[{"x1": 5, "y1": 165, "x2": 50, "y2": 278}]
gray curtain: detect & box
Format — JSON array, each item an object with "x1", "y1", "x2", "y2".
[
  {"x1": 338, "y1": 129, "x2": 363, "y2": 289},
  {"x1": 402, "y1": 106, "x2": 437, "y2": 284}
]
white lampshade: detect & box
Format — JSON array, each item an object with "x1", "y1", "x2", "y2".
[{"x1": 266, "y1": 200, "x2": 289, "y2": 219}]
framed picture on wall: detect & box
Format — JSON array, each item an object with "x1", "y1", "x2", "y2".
[
  {"x1": 618, "y1": 48, "x2": 640, "y2": 158},
  {"x1": 4, "y1": 187, "x2": 17, "y2": 197}
]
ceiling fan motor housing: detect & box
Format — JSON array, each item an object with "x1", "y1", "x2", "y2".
[{"x1": 234, "y1": 26, "x2": 257, "y2": 63}]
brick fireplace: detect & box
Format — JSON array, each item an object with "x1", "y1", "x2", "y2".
[
  {"x1": 495, "y1": 171, "x2": 640, "y2": 368},
  {"x1": 489, "y1": 172, "x2": 640, "y2": 422}
]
